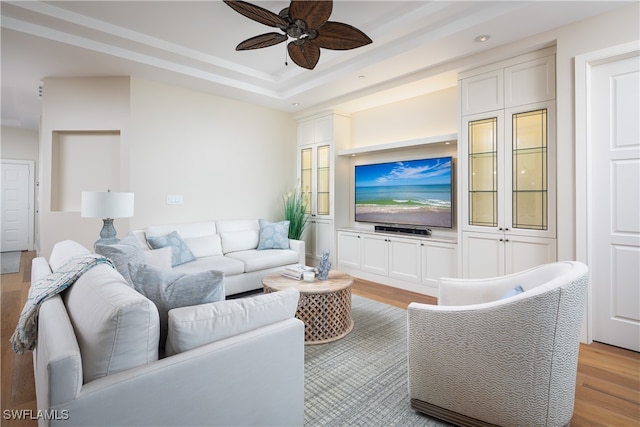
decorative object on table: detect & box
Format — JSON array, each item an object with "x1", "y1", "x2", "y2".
[
  {"x1": 81, "y1": 190, "x2": 134, "y2": 249},
  {"x1": 223, "y1": 0, "x2": 372, "y2": 70},
  {"x1": 283, "y1": 181, "x2": 308, "y2": 240},
  {"x1": 317, "y1": 250, "x2": 331, "y2": 280},
  {"x1": 282, "y1": 264, "x2": 315, "y2": 280}
]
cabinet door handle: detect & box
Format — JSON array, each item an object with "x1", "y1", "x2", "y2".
[
  {"x1": 505, "y1": 239, "x2": 510, "y2": 242},
  {"x1": 505, "y1": 228, "x2": 509, "y2": 232},
  {"x1": 499, "y1": 227, "x2": 503, "y2": 231},
  {"x1": 499, "y1": 238, "x2": 504, "y2": 242}
]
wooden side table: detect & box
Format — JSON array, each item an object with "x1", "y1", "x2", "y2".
[{"x1": 262, "y1": 270, "x2": 353, "y2": 345}]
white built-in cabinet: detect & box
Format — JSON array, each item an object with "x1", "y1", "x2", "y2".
[
  {"x1": 297, "y1": 113, "x2": 350, "y2": 265},
  {"x1": 459, "y1": 48, "x2": 557, "y2": 278},
  {"x1": 337, "y1": 229, "x2": 457, "y2": 297}
]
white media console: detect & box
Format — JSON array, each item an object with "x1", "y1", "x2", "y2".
[{"x1": 336, "y1": 228, "x2": 457, "y2": 297}]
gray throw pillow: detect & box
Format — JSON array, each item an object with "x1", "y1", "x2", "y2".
[
  {"x1": 257, "y1": 219, "x2": 290, "y2": 250},
  {"x1": 128, "y1": 263, "x2": 225, "y2": 348},
  {"x1": 95, "y1": 233, "x2": 145, "y2": 286},
  {"x1": 146, "y1": 231, "x2": 197, "y2": 266}
]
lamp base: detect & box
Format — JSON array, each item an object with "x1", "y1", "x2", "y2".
[{"x1": 94, "y1": 218, "x2": 119, "y2": 249}]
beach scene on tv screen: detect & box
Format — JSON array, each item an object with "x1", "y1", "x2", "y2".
[{"x1": 355, "y1": 157, "x2": 452, "y2": 228}]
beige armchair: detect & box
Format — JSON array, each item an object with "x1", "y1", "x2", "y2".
[{"x1": 407, "y1": 261, "x2": 588, "y2": 427}]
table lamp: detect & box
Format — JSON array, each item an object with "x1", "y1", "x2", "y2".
[{"x1": 81, "y1": 190, "x2": 134, "y2": 248}]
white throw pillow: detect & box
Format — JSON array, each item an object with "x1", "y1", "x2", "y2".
[
  {"x1": 165, "y1": 288, "x2": 300, "y2": 356},
  {"x1": 143, "y1": 247, "x2": 173, "y2": 270},
  {"x1": 217, "y1": 219, "x2": 260, "y2": 254},
  {"x1": 183, "y1": 234, "x2": 223, "y2": 257}
]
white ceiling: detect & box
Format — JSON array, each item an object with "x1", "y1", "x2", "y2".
[{"x1": 1, "y1": 0, "x2": 630, "y2": 130}]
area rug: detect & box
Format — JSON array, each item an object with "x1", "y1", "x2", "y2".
[
  {"x1": 1, "y1": 251, "x2": 21, "y2": 274},
  {"x1": 304, "y1": 295, "x2": 451, "y2": 426}
]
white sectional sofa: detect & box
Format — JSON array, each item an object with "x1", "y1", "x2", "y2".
[
  {"x1": 134, "y1": 219, "x2": 305, "y2": 296},
  {"x1": 32, "y1": 240, "x2": 305, "y2": 426}
]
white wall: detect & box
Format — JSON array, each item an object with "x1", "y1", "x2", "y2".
[
  {"x1": 1, "y1": 126, "x2": 39, "y2": 161},
  {"x1": 129, "y1": 78, "x2": 297, "y2": 229},
  {"x1": 39, "y1": 77, "x2": 131, "y2": 257},
  {"x1": 350, "y1": 87, "x2": 457, "y2": 147},
  {"x1": 37, "y1": 76, "x2": 296, "y2": 257}
]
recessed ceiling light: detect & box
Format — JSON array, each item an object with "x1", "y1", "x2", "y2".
[
  {"x1": 291, "y1": 102, "x2": 300, "y2": 107},
  {"x1": 475, "y1": 35, "x2": 490, "y2": 43},
  {"x1": 358, "y1": 75, "x2": 366, "y2": 79}
]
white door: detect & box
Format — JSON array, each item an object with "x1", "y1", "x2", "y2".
[
  {"x1": 583, "y1": 45, "x2": 639, "y2": 351},
  {"x1": 1, "y1": 160, "x2": 34, "y2": 252}
]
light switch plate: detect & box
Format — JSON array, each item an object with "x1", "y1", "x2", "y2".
[{"x1": 166, "y1": 194, "x2": 183, "y2": 205}]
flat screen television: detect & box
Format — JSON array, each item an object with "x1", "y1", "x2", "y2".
[{"x1": 354, "y1": 156, "x2": 453, "y2": 228}]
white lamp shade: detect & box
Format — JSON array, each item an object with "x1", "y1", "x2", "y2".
[{"x1": 81, "y1": 191, "x2": 134, "y2": 218}]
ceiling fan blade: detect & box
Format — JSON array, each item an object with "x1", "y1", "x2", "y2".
[
  {"x1": 288, "y1": 0, "x2": 332, "y2": 29},
  {"x1": 236, "y1": 33, "x2": 288, "y2": 50},
  {"x1": 223, "y1": 0, "x2": 288, "y2": 28},
  {"x1": 287, "y1": 40, "x2": 321, "y2": 70},
  {"x1": 314, "y1": 21, "x2": 372, "y2": 50}
]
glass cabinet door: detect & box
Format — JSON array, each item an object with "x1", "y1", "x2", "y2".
[
  {"x1": 300, "y1": 147, "x2": 313, "y2": 214},
  {"x1": 316, "y1": 145, "x2": 331, "y2": 216},
  {"x1": 299, "y1": 144, "x2": 331, "y2": 217},
  {"x1": 511, "y1": 109, "x2": 548, "y2": 230},
  {"x1": 468, "y1": 117, "x2": 498, "y2": 227}
]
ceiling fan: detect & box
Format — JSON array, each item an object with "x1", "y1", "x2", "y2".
[{"x1": 223, "y1": 0, "x2": 372, "y2": 70}]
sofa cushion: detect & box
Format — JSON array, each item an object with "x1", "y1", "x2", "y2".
[
  {"x1": 173, "y1": 255, "x2": 245, "y2": 276},
  {"x1": 49, "y1": 240, "x2": 91, "y2": 271},
  {"x1": 226, "y1": 249, "x2": 300, "y2": 273},
  {"x1": 62, "y1": 263, "x2": 160, "y2": 383},
  {"x1": 217, "y1": 219, "x2": 259, "y2": 254},
  {"x1": 257, "y1": 219, "x2": 290, "y2": 250},
  {"x1": 165, "y1": 287, "x2": 300, "y2": 356},
  {"x1": 145, "y1": 222, "x2": 223, "y2": 257},
  {"x1": 128, "y1": 263, "x2": 225, "y2": 348},
  {"x1": 147, "y1": 231, "x2": 197, "y2": 267}
]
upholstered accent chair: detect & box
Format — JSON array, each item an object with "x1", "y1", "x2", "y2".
[{"x1": 407, "y1": 261, "x2": 589, "y2": 427}]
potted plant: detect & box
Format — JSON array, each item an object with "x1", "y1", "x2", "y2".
[{"x1": 283, "y1": 182, "x2": 309, "y2": 241}]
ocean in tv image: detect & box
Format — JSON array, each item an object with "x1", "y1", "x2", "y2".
[{"x1": 355, "y1": 157, "x2": 452, "y2": 228}]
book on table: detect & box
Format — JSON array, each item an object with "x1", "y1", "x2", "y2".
[{"x1": 281, "y1": 264, "x2": 315, "y2": 280}]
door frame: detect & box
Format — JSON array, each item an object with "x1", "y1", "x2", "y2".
[
  {"x1": 575, "y1": 40, "x2": 640, "y2": 343},
  {"x1": 1, "y1": 159, "x2": 36, "y2": 252}
]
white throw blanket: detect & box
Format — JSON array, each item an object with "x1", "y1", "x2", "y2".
[{"x1": 10, "y1": 253, "x2": 115, "y2": 354}]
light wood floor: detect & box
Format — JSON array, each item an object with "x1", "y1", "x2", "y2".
[{"x1": 2, "y1": 251, "x2": 639, "y2": 426}]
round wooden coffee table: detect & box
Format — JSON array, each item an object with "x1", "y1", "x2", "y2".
[{"x1": 262, "y1": 270, "x2": 353, "y2": 345}]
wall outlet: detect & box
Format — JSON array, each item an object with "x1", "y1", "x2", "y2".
[{"x1": 166, "y1": 194, "x2": 183, "y2": 205}]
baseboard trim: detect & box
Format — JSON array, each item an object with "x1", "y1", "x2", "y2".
[{"x1": 410, "y1": 399, "x2": 498, "y2": 427}]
